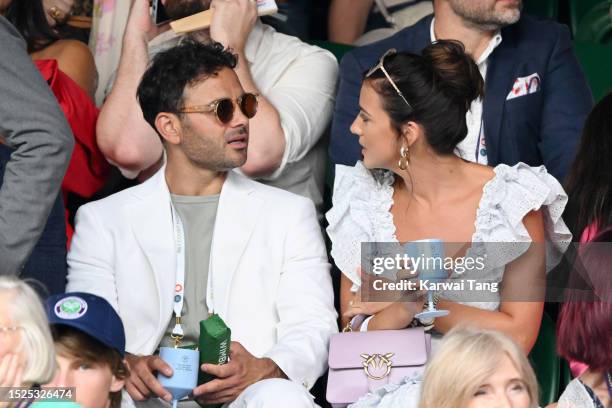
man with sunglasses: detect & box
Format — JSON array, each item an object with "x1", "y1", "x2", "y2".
[
  {"x1": 66, "y1": 40, "x2": 337, "y2": 408},
  {"x1": 97, "y1": 0, "x2": 338, "y2": 216},
  {"x1": 330, "y1": 0, "x2": 592, "y2": 183}
]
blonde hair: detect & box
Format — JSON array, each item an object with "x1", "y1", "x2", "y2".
[
  {"x1": 419, "y1": 327, "x2": 539, "y2": 408},
  {"x1": 0, "y1": 276, "x2": 56, "y2": 385}
]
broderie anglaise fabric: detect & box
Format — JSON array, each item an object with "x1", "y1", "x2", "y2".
[{"x1": 326, "y1": 161, "x2": 572, "y2": 309}]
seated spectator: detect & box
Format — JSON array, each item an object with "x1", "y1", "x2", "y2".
[
  {"x1": 3, "y1": 0, "x2": 95, "y2": 97},
  {"x1": 326, "y1": 40, "x2": 570, "y2": 406},
  {"x1": 328, "y1": 0, "x2": 433, "y2": 45},
  {"x1": 46, "y1": 292, "x2": 128, "y2": 408},
  {"x1": 561, "y1": 93, "x2": 612, "y2": 378},
  {"x1": 97, "y1": 0, "x2": 338, "y2": 215},
  {"x1": 330, "y1": 0, "x2": 593, "y2": 184},
  {"x1": 555, "y1": 228, "x2": 612, "y2": 408},
  {"x1": 0, "y1": 15, "x2": 73, "y2": 288},
  {"x1": 3, "y1": 0, "x2": 110, "y2": 245},
  {"x1": 565, "y1": 92, "x2": 612, "y2": 242},
  {"x1": 67, "y1": 40, "x2": 337, "y2": 407},
  {"x1": 0, "y1": 277, "x2": 56, "y2": 397},
  {"x1": 419, "y1": 327, "x2": 539, "y2": 408}
]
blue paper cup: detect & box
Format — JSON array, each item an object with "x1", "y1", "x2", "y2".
[
  {"x1": 403, "y1": 238, "x2": 447, "y2": 280},
  {"x1": 157, "y1": 347, "x2": 200, "y2": 403},
  {"x1": 404, "y1": 238, "x2": 450, "y2": 319}
]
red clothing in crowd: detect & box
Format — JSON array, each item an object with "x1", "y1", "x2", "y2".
[{"x1": 35, "y1": 59, "x2": 109, "y2": 245}]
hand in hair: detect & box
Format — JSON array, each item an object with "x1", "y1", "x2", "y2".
[
  {"x1": 42, "y1": 0, "x2": 74, "y2": 26},
  {"x1": 125, "y1": 0, "x2": 170, "y2": 44},
  {"x1": 209, "y1": 0, "x2": 258, "y2": 55},
  {"x1": 124, "y1": 354, "x2": 174, "y2": 402},
  {"x1": 0, "y1": 354, "x2": 23, "y2": 403},
  {"x1": 193, "y1": 342, "x2": 286, "y2": 404}
]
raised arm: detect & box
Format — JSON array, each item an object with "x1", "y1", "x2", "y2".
[
  {"x1": 0, "y1": 16, "x2": 74, "y2": 274},
  {"x1": 328, "y1": 0, "x2": 374, "y2": 44},
  {"x1": 209, "y1": 0, "x2": 285, "y2": 177},
  {"x1": 245, "y1": 43, "x2": 338, "y2": 179},
  {"x1": 209, "y1": 0, "x2": 339, "y2": 179},
  {"x1": 96, "y1": 0, "x2": 167, "y2": 177}
]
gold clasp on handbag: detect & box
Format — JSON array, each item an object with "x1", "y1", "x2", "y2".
[{"x1": 360, "y1": 353, "x2": 395, "y2": 380}]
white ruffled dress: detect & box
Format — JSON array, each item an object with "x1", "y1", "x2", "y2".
[
  {"x1": 325, "y1": 161, "x2": 572, "y2": 408},
  {"x1": 557, "y1": 378, "x2": 605, "y2": 408}
]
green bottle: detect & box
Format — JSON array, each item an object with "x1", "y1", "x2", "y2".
[{"x1": 197, "y1": 314, "x2": 231, "y2": 408}]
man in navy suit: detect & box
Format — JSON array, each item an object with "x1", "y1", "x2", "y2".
[{"x1": 330, "y1": 0, "x2": 593, "y2": 182}]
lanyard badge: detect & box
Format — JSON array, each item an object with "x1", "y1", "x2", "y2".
[{"x1": 171, "y1": 204, "x2": 186, "y2": 347}]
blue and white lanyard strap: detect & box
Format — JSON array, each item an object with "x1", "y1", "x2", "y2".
[
  {"x1": 170, "y1": 203, "x2": 186, "y2": 347},
  {"x1": 475, "y1": 119, "x2": 485, "y2": 164}
]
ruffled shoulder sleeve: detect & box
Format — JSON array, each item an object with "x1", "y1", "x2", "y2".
[
  {"x1": 557, "y1": 379, "x2": 598, "y2": 408},
  {"x1": 325, "y1": 162, "x2": 396, "y2": 288},
  {"x1": 474, "y1": 163, "x2": 572, "y2": 270}
]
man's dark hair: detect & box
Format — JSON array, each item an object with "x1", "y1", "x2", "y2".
[{"x1": 137, "y1": 39, "x2": 237, "y2": 132}]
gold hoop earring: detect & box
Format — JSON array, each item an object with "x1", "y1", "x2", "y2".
[{"x1": 398, "y1": 146, "x2": 409, "y2": 170}]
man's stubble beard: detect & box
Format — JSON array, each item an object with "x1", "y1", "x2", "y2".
[
  {"x1": 448, "y1": 0, "x2": 522, "y2": 31},
  {"x1": 181, "y1": 126, "x2": 248, "y2": 172}
]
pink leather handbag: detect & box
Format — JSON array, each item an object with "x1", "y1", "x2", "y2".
[{"x1": 326, "y1": 318, "x2": 431, "y2": 408}]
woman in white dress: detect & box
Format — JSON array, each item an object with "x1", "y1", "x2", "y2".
[{"x1": 326, "y1": 40, "x2": 571, "y2": 407}]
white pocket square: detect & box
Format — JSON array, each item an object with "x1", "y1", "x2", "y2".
[{"x1": 507, "y1": 73, "x2": 541, "y2": 100}]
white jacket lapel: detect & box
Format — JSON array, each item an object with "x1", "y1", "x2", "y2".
[
  {"x1": 126, "y1": 168, "x2": 175, "y2": 340},
  {"x1": 210, "y1": 171, "x2": 264, "y2": 317}
]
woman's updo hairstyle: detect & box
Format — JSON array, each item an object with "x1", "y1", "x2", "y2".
[{"x1": 365, "y1": 40, "x2": 484, "y2": 155}]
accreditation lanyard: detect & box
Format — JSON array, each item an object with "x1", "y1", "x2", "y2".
[
  {"x1": 170, "y1": 203, "x2": 186, "y2": 346},
  {"x1": 169, "y1": 201, "x2": 216, "y2": 347}
]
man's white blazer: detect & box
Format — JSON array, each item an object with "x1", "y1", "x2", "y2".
[{"x1": 66, "y1": 167, "x2": 338, "y2": 389}]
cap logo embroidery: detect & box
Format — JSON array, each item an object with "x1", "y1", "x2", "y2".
[{"x1": 55, "y1": 296, "x2": 88, "y2": 320}]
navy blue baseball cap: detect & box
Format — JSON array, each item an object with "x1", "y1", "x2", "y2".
[{"x1": 45, "y1": 292, "x2": 126, "y2": 357}]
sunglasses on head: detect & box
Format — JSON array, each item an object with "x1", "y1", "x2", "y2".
[
  {"x1": 366, "y1": 49, "x2": 413, "y2": 111},
  {"x1": 179, "y1": 92, "x2": 259, "y2": 125}
]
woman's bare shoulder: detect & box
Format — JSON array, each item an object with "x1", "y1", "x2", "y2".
[
  {"x1": 45, "y1": 40, "x2": 97, "y2": 98},
  {"x1": 50, "y1": 40, "x2": 95, "y2": 70},
  {"x1": 35, "y1": 39, "x2": 91, "y2": 61},
  {"x1": 464, "y1": 161, "x2": 496, "y2": 190}
]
